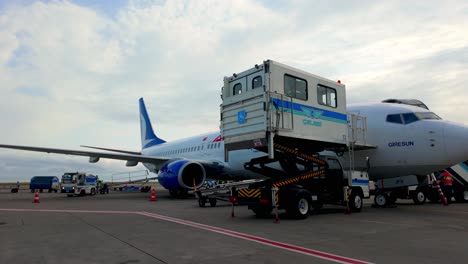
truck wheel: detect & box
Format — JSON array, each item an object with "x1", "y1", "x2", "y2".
[
  {"x1": 54, "y1": 189, "x2": 58, "y2": 193},
  {"x1": 454, "y1": 190, "x2": 468, "y2": 203},
  {"x1": 349, "y1": 191, "x2": 364, "y2": 212},
  {"x1": 40, "y1": 189, "x2": 43, "y2": 193},
  {"x1": 80, "y1": 190, "x2": 85, "y2": 196},
  {"x1": 209, "y1": 198, "x2": 217, "y2": 207},
  {"x1": 251, "y1": 206, "x2": 273, "y2": 218},
  {"x1": 374, "y1": 192, "x2": 388, "y2": 207},
  {"x1": 286, "y1": 192, "x2": 311, "y2": 219},
  {"x1": 48, "y1": 189, "x2": 52, "y2": 193},
  {"x1": 412, "y1": 189, "x2": 426, "y2": 205},
  {"x1": 90, "y1": 189, "x2": 96, "y2": 196}
]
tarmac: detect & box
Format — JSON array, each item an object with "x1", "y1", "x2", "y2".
[{"x1": 1, "y1": 189, "x2": 468, "y2": 264}]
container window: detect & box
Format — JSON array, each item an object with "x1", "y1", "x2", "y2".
[
  {"x1": 252, "y1": 76, "x2": 262, "y2": 89},
  {"x1": 317, "y1": 85, "x2": 337, "y2": 108},
  {"x1": 284, "y1": 74, "x2": 308, "y2": 101},
  {"x1": 233, "y1": 83, "x2": 242, "y2": 95}
]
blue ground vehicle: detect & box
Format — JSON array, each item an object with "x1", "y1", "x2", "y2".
[{"x1": 29, "y1": 176, "x2": 60, "y2": 193}]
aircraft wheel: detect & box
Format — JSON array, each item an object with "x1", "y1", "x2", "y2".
[
  {"x1": 374, "y1": 192, "x2": 388, "y2": 207},
  {"x1": 412, "y1": 189, "x2": 426, "y2": 205},
  {"x1": 169, "y1": 189, "x2": 188, "y2": 199}
]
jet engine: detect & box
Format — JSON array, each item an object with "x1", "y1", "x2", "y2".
[{"x1": 158, "y1": 159, "x2": 206, "y2": 190}]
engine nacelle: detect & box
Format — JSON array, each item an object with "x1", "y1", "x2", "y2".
[{"x1": 158, "y1": 159, "x2": 206, "y2": 190}]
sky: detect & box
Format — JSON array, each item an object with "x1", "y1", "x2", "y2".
[{"x1": 0, "y1": 0, "x2": 467, "y2": 182}]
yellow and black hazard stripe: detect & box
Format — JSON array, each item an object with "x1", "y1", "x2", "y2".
[
  {"x1": 238, "y1": 188, "x2": 262, "y2": 198},
  {"x1": 273, "y1": 169, "x2": 326, "y2": 188},
  {"x1": 274, "y1": 143, "x2": 326, "y2": 165},
  {"x1": 274, "y1": 190, "x2": 279, "y2": 205}
]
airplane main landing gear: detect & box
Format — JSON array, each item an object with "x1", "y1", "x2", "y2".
[{"x1": 169, "y1": 189, "x2": 189, "y2": 199}]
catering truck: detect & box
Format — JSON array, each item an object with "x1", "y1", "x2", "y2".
[
  {"x1": 219, "y1": 60, "x2": 372, "y2": 219},
  {"x1": 61, "y1": 172, "x2": 98, "y2": 196}
]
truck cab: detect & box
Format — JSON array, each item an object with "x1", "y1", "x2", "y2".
[{"x1": 61, "y1": 172, "x2": 98, "y2": 196}]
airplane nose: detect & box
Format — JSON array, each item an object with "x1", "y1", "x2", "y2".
[{"x1": 444, "y1": 121, "x2": 468, "y2": 165}]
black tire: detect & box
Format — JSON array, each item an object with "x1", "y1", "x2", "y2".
[
  {"x1": 251, "y1": 206, "x2": 273, "y2": 218},
  {"x1": 80, "y1": 190, "x2": 85, "y2": 196},
  {"x1": 54, "y1": 189, "x2": 58, "y2": 193},
  {"x1": 349, "y1": 190, "x2": 364, "y2": 212},
  {"x1": 90, "y1": 189, "x2": 96, "y2": 196},
  {"x1": 198, "y1": 198, "x2": 206, "y2": 207},
  {"x1": 286, "y1": 192, "x2": 312, "y2": 219},
  {"x1": 374, "y1": 192, "x2": 388, "y2": 207},
  {"x1": 40, "y1": 189, "x2": 43, "y2": 193},
  {"x1": 169, "y1": 189, "x2": 188, "y2": 199},
  {"x1": 209, "y1": 198, "x2": 217, "y2": 207},
  {"x1": 48, "y1": 189, "x2": 52, "y2": 193},
  {"x1": 454, "y1": 190, "x2": 468, "y2": 203},
  {"x1": 412, "y1": 189, "x2": 426, "y2": 205},
  {"x1": 67, "y1": 194, "x2": 73, "y2": 197}
]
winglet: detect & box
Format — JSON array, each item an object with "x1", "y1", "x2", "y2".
[{"x1": 139, "y1": 98, "x2": 166, "y2": 149}]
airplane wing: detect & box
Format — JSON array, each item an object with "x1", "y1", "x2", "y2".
[
  {"x1": 0, "y1": 144, "x2": 168, "y2": 168},
  {"x1": 80, "y1": 145, "x2": 141, "y2": 155}
]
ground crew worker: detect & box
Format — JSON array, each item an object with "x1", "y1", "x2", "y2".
[{"x1": 442, "y1": 171, "x2": 453, "y2": 203}]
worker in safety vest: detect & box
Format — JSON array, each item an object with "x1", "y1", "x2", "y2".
[{"x1": 441, "y1": 171, "x2": 453, "y2": 203}]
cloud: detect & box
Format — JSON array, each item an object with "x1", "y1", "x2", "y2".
[{"x1": 0, "y1": 0, "x2": 467, "y2": 181}]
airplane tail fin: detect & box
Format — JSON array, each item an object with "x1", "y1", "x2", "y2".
[{"x1": 139, "y1": 98, "x2": 166, "y2": 149}]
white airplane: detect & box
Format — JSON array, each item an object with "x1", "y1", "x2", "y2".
[{"x1": 0, "y1": 98, "x2": 467, "y2": 198}]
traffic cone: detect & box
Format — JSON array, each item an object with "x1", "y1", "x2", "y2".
[
  {"x1": 32, "y1": 189, "x2": 40, "y2": 203},
  {"x1": 150, "y1": 187, "x2": 157, "y2": 201}
]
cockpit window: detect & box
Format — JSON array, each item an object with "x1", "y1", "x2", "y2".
[
  {"x1": 402, "y1": 113, "x2": 418, "y2": 124},
  {"x1": 387, "y1": 112, "x2": 441, "y2": 125},
  {"x1": 386, "y1": 114, "x2": 403, "y2": 124},
  {"x1": 415, "y1": 112, "x2": 441, "y2": 120}
]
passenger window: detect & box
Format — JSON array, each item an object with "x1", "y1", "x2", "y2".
[
  {"x1": 402, "y1": 113, "x2": 419, "y2": 124},
  {"x1": 386, "y1": 114, "x2": 403, "y2": 124},
  {"x1": 233, "y1": 83, "x2": 242, "y2": 95},
  {"x1": 252, "y1": 76, "x2": 262, "y2": 89},
  {"x1": 317, "y1": 85, "x2": 337, "y2": 108},
  {"x1": 284, "y1": 74, "x2": 307, "y2": 100}
]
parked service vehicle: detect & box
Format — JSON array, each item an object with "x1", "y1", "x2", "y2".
[
  {"x1": 29, "y1": 176, "x2": 60, "y2": 193},
  {"x1": 61, "y1": 172, "x2": 99, "y2": 196}
]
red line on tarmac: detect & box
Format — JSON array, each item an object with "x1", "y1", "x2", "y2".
[
  {"x1": 137, "y1": 212, "x2": 373, "y2": 264},
  {"x1": 0, "y1": 208, "x2": 372, "y2": 263}
]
